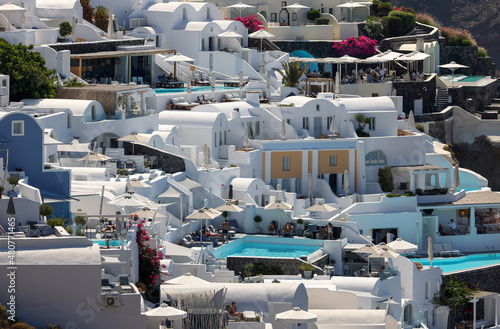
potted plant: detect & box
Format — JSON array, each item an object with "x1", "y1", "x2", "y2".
[
  {"x1": 74, "y1": 216, "x2": 87, "y2": 236},
  {"x1": 431, "y1": 276, "x2": 478, "y2": 328},
  {"x1": 300, "y1": 262, "x2": 314, "y2": 278},
  {"x1": 7, "y1": 176, "x2": 19, "y2": 197},
  {"x1": 296, "y1": 218, "x2": 304, "y2": 235},
  {"x1": 254, "y1": 215, "x2": 262, "y2": 234},
  {"x1": 39, "y1": 203, "x2": 54, "y2": 222}
]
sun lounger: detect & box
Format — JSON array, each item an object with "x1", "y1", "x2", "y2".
[
  {"x1": 119, "y1": 275, "x2": 133, "y2": 292},
  {"x1": 223, "y1": 93, "x2": 243, "y2": 102},
  {"x1": 441, "y1": 243, "x2": 462, "y2": 257},
  {"x1": 433, "y1": 243, "x2": 444, "y2": 256},
  {"x1": 181, "y1": 235, "x2": 212, "y2": 248},
  {"x1": 101, "y1": 279, "x2": 113, "y2": 292},
  {"x1": 171, "y1": 97, "x2": 196, "y2": 110}
]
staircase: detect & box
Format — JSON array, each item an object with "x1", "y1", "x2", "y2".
[
  {"x1": 436, "y1": 87, "x2": 449, "y2": 111},
  {"x1": 411, "y1": 26, "x2": 429, "y2": 36},
  {"x1": 485, "y1": 98, "x2": 500, "y2": 113}
]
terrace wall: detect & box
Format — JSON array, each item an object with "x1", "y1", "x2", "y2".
[{"x1": 227, "y1": 254, "x2": 328, "y2": 276}]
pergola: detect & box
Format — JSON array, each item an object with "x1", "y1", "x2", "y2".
[
  {"x1": 391, "y1": 165, "x2": 450, "y2": 192},
  {"x1": 470, "y1": 291, "x2": 499, "y2": 329},
  {"x1": 70, "y1": 48, "x2": 175, "y2": 83}
]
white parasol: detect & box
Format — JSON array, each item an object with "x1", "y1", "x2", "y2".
[
  {"x1": 217, "y1": 30, "x2": 243, "y2": 38},
  {"x1": 145, "y1": 303, "x2": 187, "y2": 321},
  {"x1": 249, "y1": 29, "x2": 275, "y2": 52},
  {"x1": 407, "y1": 110, "x2": 416, "y2": 130},
  {"x1": 386, "y1": 238, "x2": 418, "y2": 254},
  {"x1": 329, "y1": 115, "x2": 337, "y2": 134},
  {"x1": 78, "y1": 152, "x2": 111, "y2": 162},
  {"x1": 438, "y1": 61, "x2": 469, "y2": 88},
  {"x1": 165, "y1": 272, "x2": 210, "y2": 285},
  {"x1": 276, "y1": 307, "x2": 317, "y2": 325},
  {"x1": 216, "y1": 202, "x2": 243, "y2": 213},
  {"x1": 306, "y1": 201, "x2": 337, "y2": 212},
  {"x1": 284, "y1": 3, "x2": 310, "y2": 26},
  {"x1": 227, "y1": 2, "x2": 255, "y2": 17},
  {"x1": 108, "y1": 191, "x2": 152, "y2": 207},
  {"x1": 202, "y1": 144, "x2": 212, "y2": 169},
  {"x1": 336, "y1": 1, "x2": 367, "y2": 21},
  {"x1": 162, "y1": 53, "x2": 194, "y2": 80}
]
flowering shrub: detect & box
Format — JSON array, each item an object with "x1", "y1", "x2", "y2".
[
  {"x1": 416, "y1": 12, "x2": 440, "y2": 27},
  {"x1": 234, "y1": 15, "x2": 263, "y2": 32},
  {"x1": 136, "y1": 221, "x2": 164, "y2": 290},
  {"x1": 372, "y1": 0, "x2": 393, "y2": 17},
  {"x1": 332, "y1": 36, "x2": 377, "y2": 58},
  {"x1": 393, "y1": 6, "x2": 415, "y2": 15}
]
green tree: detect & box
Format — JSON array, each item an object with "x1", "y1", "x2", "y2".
[
  {"x1": 58, "y1": 22, "x2": 72, "y2": 38},
  {"x1": 378, "y1": 166, "x2": 393, "y2": 192},
  {"x1": 93, "y1": 5, "x2": 109, "y2": 31},
  {"x1": 354, "y1": 114, "x2": 371, "y2": 137},
  {"x1": 0, "y1": 40, "x2": 56, "y2": 101},
  {"x1": 307, "y1": 9, "x2": 320, "y2": 21},
  {"x1": 74, "y1": 216, "x2": 87, "y2": 235},
  {"x1": 39, "y1": 203, "x2": 54, "y2": 221},
  {"x1": 432, "y1": 276, "x2": 478, "y2": 325},
  {"x1": 273, "y1": 61, "x2": 309, "y2": 88},
  {"x1": 364, "y1": 18, "x2": 383, "y2": 38}
]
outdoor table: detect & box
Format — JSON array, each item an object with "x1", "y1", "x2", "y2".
[{"x1": 34, "y1": 223, "x2": 48, "y2": 237}]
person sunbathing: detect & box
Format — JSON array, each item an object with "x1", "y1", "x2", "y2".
[
  {"x1": 229, "y1": 301, "x2": 243, "y2": 320},
  {"x1": 267, "y1": 220, "x2": 278, "y2": 232},
  {"x1": 102, "y1": 219, "x2": 116, "y2": 233}
]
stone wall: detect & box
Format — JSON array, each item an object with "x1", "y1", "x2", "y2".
[
  {"x1": 49, "y1": 39, "x2": 144, "y2": 54},
  {"x1": 227, "y1": 254, "x2": 328, "y2": 277},
  {"x1": 378, "y1": 23, "x2": 440, "y2": 51},
  {"x1": 447, "y1": 80, "x2": 500, "y2": 114},
  {"x1": 444, "y1": 263, "x2": 500, "y2": 294},
  {"x1": 439, "y1": 43, "x2": 496, "y2": 77},
  {"x1": 392, "y1": 74, "x2": 437, "y2": 114},
  {"x1": 123, "y1": 143, "x2": 186, "y2": 174},
  {"x1": 454, "y1": 136, "x2": 500, "y2": 191}
]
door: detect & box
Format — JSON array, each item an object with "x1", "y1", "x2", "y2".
[
  {"x1": 314, "y1": 117, "x2": 322, "y2": 138},
  {"x1": 414, "y1": 99, "x2": 423, "y2": 115},
  {"x1": 209, "y1": 37, "x2": 215, "y2": 51},
  {"x1": 329, "y1": 174, "x2": 337, "y2": 193}
]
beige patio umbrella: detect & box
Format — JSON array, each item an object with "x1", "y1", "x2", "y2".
[
  {"x1": 276, "y1": 307, "x2": 317, "y2": 328},
  {"x1": 165, "y1": 272, "x2": 210, "y2": 285},
  {"x1": 227, "y1": 2, "x2": 255, "y2": 17},
  {"x1": 118, "y1": 132, "x2": 148, "y2": 155},
  {"x1": 369, "y1": 247, "x2": 400, "y2": 259},
  {"x1": 353, "y1": 244, "x2": 378, "y2": 254},
  {"x1": 202, "y1": 144, "x2": 212, "y2": 169},
  {"x1": 329, "y1": 115, "x2": 337, "y2": 135},
  {"x1": 216, "y1": 202, "x2": 243, "y2": 213},
  {"x1": 306, "y1": 201, "x2": 337, "y2": 212},
  {"x1": 108, "y1": 191, "x2": 152, "y2": 207},
  {"x1": 336, "y1": 1, "x2": 368, "y2": 21},
  {"x1": 162, "y1": 53, "x2": 195, "y2": 80},
  {"x1": 186, "y1": 208, "x2": 219, "y2": 220},
  {"x1": 386, "y1": 238, "x2": 418, "y2": 254},
  {"x1": 217, "y1": 30, "x2": 243, "y2": 38},
  {"x1": 284, "y1": 3, "x2": 310, "y2": 26},
  {"x1": 145, "y1": 303, "x2": 187, "y2": 321},
  {"x1": 131, "y1": 207, "x2": 166, "y2": 220}
]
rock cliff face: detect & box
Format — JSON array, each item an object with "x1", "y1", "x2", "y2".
[
  {"x1": 392, "y1": 0, "x2": 500, "y2": 76},
  {"x1": 454, "y1": 135, "x2": 500, "y2": 191}
]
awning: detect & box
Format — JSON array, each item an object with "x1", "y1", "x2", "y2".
[
  {"x1": 70, "y1": 48, "x2": 175, "y2": 60},
  {"x1": 42, "y1": 195, "x2": 73, "y2": 203}
]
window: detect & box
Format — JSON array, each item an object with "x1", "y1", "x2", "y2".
[
  {"x1": 327, "y1": 116, "x2": 333, "y2": 130},
  {"x1": 206, "y1": 8, "x2": 211, "y2": 20},
  {"x1": 224, "y1": 131, "x2": 227, "y2": 144},
  {"x1": 67, "y1": 113, "x2": 71, "y2": 128},
  {"x1": 368, "y1": 117, "x2": 376, "y2": 130},
  {"x1": 329, "y1": 155, "x2": 336, "y2": 166},
  {"x1": 302, "y1": 117, "x2": 309, "y2": 130},
  {"x1": 281, "y1": 1, "x2": 287, "y2": 7},
  {"x1": 316, "y1": 104, "x2": 320, "y2": 111},
  {"x1": 214, "y1": 132, "x2": 217, "y2": 147},
  {"x1": 219, "y1": 131, "x2": 222, "y2": 146},
  {"x1": 91, "y1": 105, "x2": 97, "y2": 121},
  {"x1": 365, "y1": 150, "x2": 387, "y2": 166},
  {"x1": 292, "y1": 13, "x2": 297, "y2": 21},
  {"x1": 282, "y1": 156, "x2": 290, "y2": 171},
  {"x1": 12, "y1": 120, "x2": 24, "y2": 136},
  {"x1": 155, "y1": 35, "x2": 160, "y2": 47},
  {"x1": 255, "y1": 121, "x2": 260, "y2": 136},
  {"x1": 182, "y1": 8, "x2": 187, "y2": 20},
  {"x1": 329, "y1": 8, "x2": 334, "y2": 14}
]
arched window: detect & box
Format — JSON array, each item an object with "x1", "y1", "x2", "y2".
[{"x1": 365, "y1": 150, "x2": 387, "y2": 166}]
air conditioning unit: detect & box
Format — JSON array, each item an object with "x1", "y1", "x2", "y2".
[{"x1": 104, "y1": 294, "x2": 120, "y2": 307}]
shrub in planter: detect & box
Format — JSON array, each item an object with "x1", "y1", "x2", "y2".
[
  {"x1": 300, "y1": 263, "x2": 314, "y2": 271},
  {"x1": 39, "y1": 203, "x2": 54, "y2": 220},
  {"x1": 314, "y1": 18, "x2": 329, "y2": 25},
  {"x1": 364, "y1": 18, "x2": 383, "y2": 38},
  {"x1": 386, "y1": 193, "x2": 401, "y2": 198},
  {"x1": 404, "y1": 191, "x2": 416, "y2": 197},
  {"x1": 47, "y1": 216, "x2": 67, "y2": 228},
  {"x1": 74, "y1": 215, "x2": 87, "y2": 235},
  {"x1": 478, "y1": 47, "x2": 488, "y2": 57},
  {"x1": 388, "y1": 10, "x2": 415, "y2": 34},
  {"x1": 439, "y1": 187, "x2": 448, "y2": 195},
  {"x1": 307, "y1": 9, "x2": 320, "y2": 21},
  {"x1": 415, "y1": 188, "x2": 423, "y2": 196}
]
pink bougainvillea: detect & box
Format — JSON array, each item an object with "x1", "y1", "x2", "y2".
[
  {"x1": 332, "y1": 36, "x2": 378, "y2": 59},
  {"x1": 136, "y1": 220, "x2": 164, "y2": 290},
  {"x1": 234, "y1": 15, "x2": 263, "y2": 32}
]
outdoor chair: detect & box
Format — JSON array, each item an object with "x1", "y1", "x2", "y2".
[
  {"x1": 119, "y1": 275, "x2": 133, "y2": 292},
  {"x1": 181, "y1": 235, "x2": 212, "y2": 248},
  {"x1": 101, "y1": 279, "x2": 112, "y2": 292},
  {"x1": 171, "y1": 97, "x2": 195, "y2": 110},
  {"x1": 441, "y1": 243, "x2": 462, "y2": 257},
  {"x1": 433, "y1": 243, "x2": 444, "y2": 256},
  {"x1": 304, "y1": 224, "x2": 317, "y2": 239}
]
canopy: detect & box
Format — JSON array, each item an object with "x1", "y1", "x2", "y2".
[
  {"x1": 108, "y1": 191, "x2": 152, "y2": 207},
  {"x1": 366, "y1": 50, "x2": 403, "y2": 61},
  {"x1": 185, "y1": 208, "x2": 218, "y2": 220},
  {"x1": 227, "y1": 2, "x2": 255, "y2": 10},
  {"x1": 78, "y1": 152, "x2": 111, "y2": 162},
  {"x1": 165, "y1": 272, "x2": 210, "y2": 285},
  {"x1": 216, "y1": 202, "x2": 243, "y2": 212},
  {"x1": 336, "y1": 1, "x2": 366, "y2": 9},
  {"x1": 162, "y1": 54, "x2": 195, "y2": 62},
  {"x1": 117, "y1": 132, "x2": 148, "y2": 143},
  {"x1": 265, "y1": 199, "x2": 293, "y2": 210},
  {"x1": 217, "y1": 30, "x2": 243, "y2": 38},
  {"x1": 396, "y1": 51, "x2": 430, "y2": 61},
  {"x1": 285, "y1": 3, "x2": 310, "y2": 10},
  {"x1": 306, "y1": 202, "x2": 337, "y2": 212},
  {"x1": 438, "y1": 61, "x2": 469, "y2": 70},
  {"x1": 130, "y1": 207, "x2": 166, "y2": 219},
  {"x1": 386, "y1": 238, "x2": 418, "y2": 253},
  {"x1": 276, "y1": 307, "x2": 317, "y2": 323},
  {"x1": 145, "y1": 304, "x2": 187, "y2": 320},
  {"x1": 248, "y1": 29, "x2": 275, "y2": 39}
]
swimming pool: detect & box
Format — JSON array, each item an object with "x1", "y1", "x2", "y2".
[
  {"x1": 93, "y1": 239, "x2": 123, "y2": 247},
  {"x1": 213, "y1": 235, "x2": 323, "y2": 259},
  {"x1": 154, "y1": 86, "x2": 238, "y2": 93},
  {"x1": 411, "y1": 253, "x2": 500, "y2": 273}
]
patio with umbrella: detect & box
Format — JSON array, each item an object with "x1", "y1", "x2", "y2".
[
  {"x1": 162, "y1": 53, "x2": 195, "y2": 80},
  {"x1": 438, "y1": 61, "x2": 469, "y2": 88},
  {"x1": 117, "y1": 132, "x2": 148, "y2": 155},
  {"x1": 284, "y1": 3, "x2": 310, "y2": 26},
  {"x1": 248, "y1": 29, "x2": 275, "y2": 52},
  {"x1": 276, "y1": 307, "x2": 317, "y2": 329},
  {"x1": 395, "y1": 51, "x2": 430, "y2": 79},
  {"x1": 227, "y1": 2, "x2": 255, "y2": 18},
  {"x1": 265, "y1": 197, "x2": 293, "y2": 234}
]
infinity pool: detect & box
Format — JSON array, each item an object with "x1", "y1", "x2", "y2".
[
  {"x1": 213, "y1": 236, "x2": 323, "y2": 259},
  {"x1": 412, "y1": 253, "x2": 500, "y2": 273}
]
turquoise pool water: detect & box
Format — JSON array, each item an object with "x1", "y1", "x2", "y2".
[
  {"x1": 213, "y1": 236, "x2": 323, "y2": 259},
  {"x1": 459, "y1": 76, "x2": 487, "y2": 82},
  {"x1": 93, "y1": 239, "x2": 122, "y2": 247},
  {"x1": 154, "y1": 86, "x2": 238, "y2": 93},
  {"x1": 412, "y1": 253, "x2": 500, "y2": 273}
]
